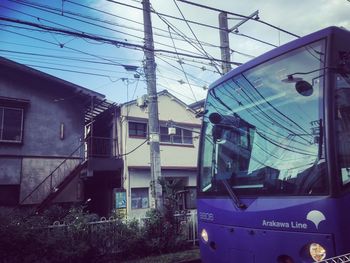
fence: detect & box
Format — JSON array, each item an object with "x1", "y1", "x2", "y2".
[
  {"x1": 133, "y1": 210, "x2": 198, "y2": 245},
  {"x1": 46, "y1": 210, "x2": 198, "y2": 257},
  {"x1": 174, "y1": 210, "x2": 198, "y2": 246}
]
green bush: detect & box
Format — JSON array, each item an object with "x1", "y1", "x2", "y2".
[{"x1": 0, "y1": 204, "x2": 190, "y2": 262}]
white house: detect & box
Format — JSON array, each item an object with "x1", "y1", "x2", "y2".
[{"x1": 117, "y1": 90, "x2": 201, "y2": 218}]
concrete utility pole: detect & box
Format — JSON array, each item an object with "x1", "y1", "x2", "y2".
[
  {"x1": 219, "y1": 12, "x2": 231, "y2": 74},
  {"x1": 219, "y1": 10, "x2": 259, "y2": 75},
  {"x1": 142, "y1": 0, "x2": 163, "y2": 210}
]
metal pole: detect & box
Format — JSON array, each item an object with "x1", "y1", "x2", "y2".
[
  {"x1": 219, "y1": 12, "x2": 231, "y2": 74},
  {"x1": 229, "y1": 10, "x2": 259, "y2": 33},
  {"x1": 142, "y1": 0, "x2": 163, "y2": 210},
  {"x1": 219, "y1": 10, "x2": 259, "y2": 75}
]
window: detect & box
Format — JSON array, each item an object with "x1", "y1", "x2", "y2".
[
  {"x1": 335, "y1": 74, "x2": 350, "y2": 186},
  {"x1": 199, "y1": 39, "x2": 327, "y2": 196},
  {"x1": 129, "y1": 122, "x2": 147, "y2": 138},
  {"x1": 160, "y1": 126, "x2": 193, "y2": 145},
  {"x1": 0, "y1": 106, "x2": 24, "y2": 143},
  {"x1": 131, "y1": 188, "x2": 149, "y2": 209}
]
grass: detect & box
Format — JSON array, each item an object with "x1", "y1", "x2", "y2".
[{"x1": 121, "y1": 247, "x2": 200, "y2": 263}]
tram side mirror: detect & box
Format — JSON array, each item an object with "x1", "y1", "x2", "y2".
[
  {"x1": 209, "y1": 113, "x2": 224, "y2": 142},
  {"x1": 295, "y1": 80, "x2": 313, "y2": 96},
  {"x1": 209, "y1": 112, "x2": 222, "y2": 124}
]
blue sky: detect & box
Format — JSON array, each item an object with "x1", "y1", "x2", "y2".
[{"x1": 0, "y1": 0, "x2": 349, "y2": 104}]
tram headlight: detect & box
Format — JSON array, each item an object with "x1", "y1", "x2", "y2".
[
  {"x1": 201, "y1": 228, "x2": 209, "y2": 243},
  {"x1": 309, "y1": 243, "x2": 326, "y2": 262}
]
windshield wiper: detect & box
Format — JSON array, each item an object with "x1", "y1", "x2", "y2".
[
  {"x1": 221, "y1": 179, "x2": 247, "y2": 210},
  {"x1": 318, "y1": 119, "x2": 323, "y2": 160}
]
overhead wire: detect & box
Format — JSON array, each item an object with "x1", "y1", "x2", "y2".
[
  {"x1": 23, "y1": 63, "x2": 125, "y2": 79},
  {"x1": 0, "y1": 16, "x2": 242, "y2": 65},
  {"x1": 176, "y1": 0, "x2": 300, "y2": 38},
  {"x1": 151, "y1": 4, "x2": 222, "y2": 74},
  {"x1": 11, "y1": 0, "x2": 221, "y2": 49},
  {"x1": 7, "y1": 0, "x2": 213, "y2": 56},
  {"x1": 155, "y1": 53, "x2": 218, "y2": 79},
  {"x1": 0, "y1": 49, "x2": 139, "y2": 67},
  {"x1": 167, "y1": 26, "x2": 197, "y2": 101},
  {"x1": 0, "y1": 40, "x2": 142, "y2": 62},
  {"x1": 0, "y1": 27, "x2": 140, "y2": 69},
  {"x1": 4, "y1": 56, "x2": 138, "y2": 75},
  {"x1": 232, "y1": 32, "x2": 278, "y2": 48},
  {"x1": 106, "y1": 0, "x2": 221, "y2": 31},
  {"x1": 172, "y1": 0, "x2": 222, "y2": 74},
  {"x1": 105, "y1": 0, "x2": 297, "y2": 50}
]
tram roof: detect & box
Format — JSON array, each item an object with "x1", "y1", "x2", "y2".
[{"x1": 210, "y1": 26, "x2": 349, "y2": 90}]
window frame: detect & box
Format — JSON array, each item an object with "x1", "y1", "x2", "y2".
[
  {"x1": 159, "y1": 126, "x2": 193, "y2": 145},
  {"x1": 131, "y1": 187, "x2": 149, "y2": 209},
  {"x1": 128, "y1": 121, "x2": 147, "y2": 138},
  {"x1": 0, "y1": 106, "x2": 24, "y2": 144}
]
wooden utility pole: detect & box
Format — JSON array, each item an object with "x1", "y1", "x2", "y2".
[{"x1": 142, "y1": 0, "x2": 163, "y2": 210}]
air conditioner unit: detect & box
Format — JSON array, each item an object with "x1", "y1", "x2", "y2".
[
  {"x1": 168, "y1": 127, "x2": 176, "y2": 135},
  {"x1": 136, "y1": 95, "x2": 148, "y2": 107}
]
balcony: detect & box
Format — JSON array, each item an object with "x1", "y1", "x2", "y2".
[{"x1": 85, "y1": 136, "x2": 123, "y2": 173}]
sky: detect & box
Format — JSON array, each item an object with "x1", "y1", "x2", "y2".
[{"x1": 0, "y1": 0, "x2": 349, "y2": 105}]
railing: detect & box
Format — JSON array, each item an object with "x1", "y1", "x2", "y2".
[
  {"x1": 317, "y1": 253, "x2": 350, "y2": 263},
  {"x1": 134, "y1": 210, "x2": 198, "y2": 245},
  {"x1": 20, "y1": 143, "x2": 85, "y2": 205},
  {"x1": 46, "y1": 210, "x2": 198, "y2": 251},
  {"x1": 20, "y1": 136, "x2": 119, "y2": 206},
  {"x1": 86, "y1": 136, "x2": 118, "y2": 158},
  {"x1": 174, "y1": 210, "x2": 198, "y2": 245}
]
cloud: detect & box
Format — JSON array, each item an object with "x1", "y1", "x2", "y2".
[{"x1": 91, "y1": 0, "x2": 350, "y2": 103}]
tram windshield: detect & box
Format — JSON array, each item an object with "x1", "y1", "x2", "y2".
[{"x1": 199, "y1": 39, "x2": 328, "y2": 196}]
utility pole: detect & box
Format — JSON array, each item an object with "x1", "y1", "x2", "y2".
[
  {"x1": 219, "y1": 10, "x2": 259, "y2": 75},
  {"x1": 142, "y1": 0, "x2": 163, "y2": 210},
  {"x1": 219, "y1": 12, "x2": 231, "y2": 74}
]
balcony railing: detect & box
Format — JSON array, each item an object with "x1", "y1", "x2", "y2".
[{"x1": 86, "y1": 136, "x2": 118, "y2": 158}]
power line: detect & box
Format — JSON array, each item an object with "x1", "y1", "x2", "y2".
[
  {"x1": 171, "y1": 0, "x2": 221, "y2": 74},
  {"x1": 233, "y1": 32, "x2": 278, "y2": 47},
  {"x1": 230, "y1": 49, "x2": 255, "y2": 59},
  {"x1": 23, "y1": 63, "x2": 124, "y2": 79},
  {"x1": 11, "y1": 0, "x2": 221, "y2": 50},
  {"x1": 0, "y1": 16, "x2": 242, "y2": 65},
  {"x1": 5, "y1": 56, "x2": 137, "y2": 75},
  {"x1": 103, "y1": 0, "x2": 280, "y2": 54},
  {"x1": 0, "y1": 27, "x2": 142, "y2": 70},
  {"x1": 176, "y1": 0, "x2": 300, "y2": 38},
  {"x1": 155, "y1": 53, "x2": 218, "y2": 75},
  {"x1": 106, "y1": 0, "x2": 221, "y2": 30},
  {"x1": 6, "y1": 0, "x2": 209, "y2": 56},
  {"x1": 6, "y1": 0, "x2": 276, "y2": 63},
  {"x1": 167, "y1": 26, "x2": 197, "y2": 101},
  {"x1": 151, "y1": 7, "x2": 222, "y2": 73},
  {"x1": 0, "y1": 49, "x2": 138, "y2": 66}
]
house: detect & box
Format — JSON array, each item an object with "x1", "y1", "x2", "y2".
[
  {"x1": 117, "y1": 90, "x2": 201, "y2": 218},
  {"x1": 0, "y1": 57, "x2": 123, "y2": 216}
]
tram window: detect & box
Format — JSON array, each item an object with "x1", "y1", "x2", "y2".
[{"x1": 335, "y1": 74, "x2": 350, "y2": 186}]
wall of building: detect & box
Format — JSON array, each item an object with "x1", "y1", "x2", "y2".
[
  {"x1": 0, "y1": 74, "x2": 85, "y2": 156},
  {"x1": 0, "y1": 70, "x2": 86, "y2": 205},
  {"x1": 120, "y1": 93, "x2": 201, "y2": 168},
  {"x1": 118, "y1": 92, "x2": 201, "y2": 218}
]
